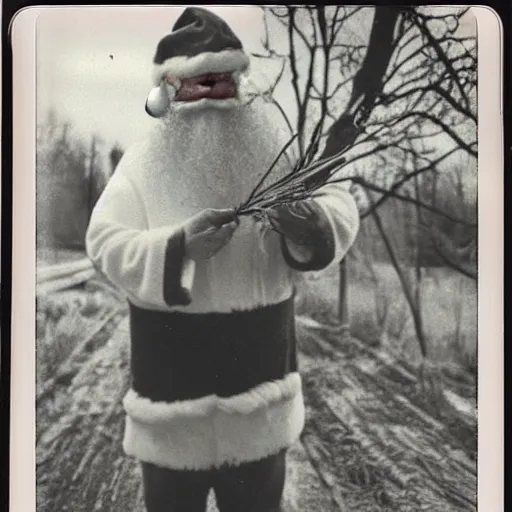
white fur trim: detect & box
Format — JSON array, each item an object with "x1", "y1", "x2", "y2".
[
  {"x1": 313, "y1": 183, "x2": 360, "y2": 264},
  {"x1": 122, "y1": 372, "x2": 305, "y2": 470},
  {"x1": 171, "y1": 97, "x2": 243, "y2": 113},
  {"x1": 85, "y1": 171, "x2": 195, "y2": 309},
  {"x1": 124, "y1": 372, "x2": 301, "y2": 422},
  {"x1": 152, "y1": 49, "x2": 250, "y2": 85},
  {"x1": 181, "y1": 258, "x2": 195, "y2": 293}
]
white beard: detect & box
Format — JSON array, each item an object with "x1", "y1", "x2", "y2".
[
  {"x1": 135, "y1": 96, "x2": 294, "y2": 222},
  {"x1": 112, "y1": 94, "x2": 304, "y2": 313}
]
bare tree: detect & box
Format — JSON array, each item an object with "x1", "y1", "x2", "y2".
[
  {"x1": 250, "y1": 5, "x2": 476, "y2": 362},
  {"x1": 37, "y1": 110, "x2": 110, "y2": 250}
]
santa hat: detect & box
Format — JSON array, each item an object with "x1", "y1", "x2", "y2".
[{"x1": 145, "y1": 7, "x2": 250, "y2": 117}]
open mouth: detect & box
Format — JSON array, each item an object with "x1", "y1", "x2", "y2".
[{"x1": 172, "y1": 73, "x2": 237, "y2": 102}]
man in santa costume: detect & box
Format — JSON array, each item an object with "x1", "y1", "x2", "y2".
[{"x1": 86, "y1": 6, "x2": 359, "y2": 512}]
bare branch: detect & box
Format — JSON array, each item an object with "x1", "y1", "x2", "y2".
[
  {"x1": 400, "y1": 111, "x2": 477, "y2": 157},
  {"x1": 366, "y1": 190, "x2": 428, "y2": 357},
  {"x1": 429, "y1": 232, "x2": 477, "y2": 279},
  {"x1": 431, "y1": 83, "x2": 476, "y2": 123},
  {"x1": 322, "y1": 175, "x2": 475, "y2": 226},
  {"x1": 405, "y1": 7, "x2": 471, "y2": 110},
  {"x1": 287, "y1": 7, "x2": 304, "y2": 155},
  {"x1": 359, "y1": 149, "x2": 459, "y2": 216}
]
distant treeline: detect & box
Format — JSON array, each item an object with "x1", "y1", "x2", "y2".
[
  {"x1": 352, "y1": 168, "x2": 477, "y2": 267},
  {"x1": 36, "y1": 110, "x2": 124, "y2": 250},
  {"x1": 36, "y1": 110, "x2": 476, "y2": 269}
]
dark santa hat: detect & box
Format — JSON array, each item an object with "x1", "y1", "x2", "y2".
[
  {"x1": 145, "y1": 7, "x2": 250, "y2": 117},
  {"x1": 151, "y1": 7, "x2": 250, "y2": 86}
]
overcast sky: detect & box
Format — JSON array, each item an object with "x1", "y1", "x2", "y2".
[
  {"x1": 36, "y1": 6, "x2": 286, "y2": 150},
  {"x1": 36, "y1": 5, "x2": 476, "y2": 169}
]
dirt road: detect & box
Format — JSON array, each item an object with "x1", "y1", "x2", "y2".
[{"x1": 36, "y1": 312, "x2": 476, "y2": 512}]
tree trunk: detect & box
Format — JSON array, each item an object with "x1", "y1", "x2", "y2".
[
  {"x1": 318, "y1": 7, "x2": 402, "y2": 330},
  {"x1": 370, "y1": 199, "x2": 428, "y2": 358}
]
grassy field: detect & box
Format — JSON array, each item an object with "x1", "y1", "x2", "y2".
[
  {"x1": 36, "y1": 247, "x2": 87, "y2": 266},
  {"x1": 296, "y1": 260, "x2": 477, "y2": 374}
]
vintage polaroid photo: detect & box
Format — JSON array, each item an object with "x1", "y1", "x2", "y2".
[{"x1": 10, "y1": 5, "x2": 503, "y2": 512}]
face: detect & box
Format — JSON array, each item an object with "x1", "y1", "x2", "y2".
[
  {"x1": 169, "y1": 72, "x2": 238, "y2": 102},
  {"x1": 145, "y1": 64, "x2": 291, "y2": 213},
  {"x1": 160, "y1": 65, "x2": 249, "y2": 116}
]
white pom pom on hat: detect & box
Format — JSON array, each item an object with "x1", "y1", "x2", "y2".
[
  {"x1": 145, "y1": 7, "x2": 251, "y2": 118},
  {"x1": 145, "y1": 82, "x2": 171, "y2": 118}
]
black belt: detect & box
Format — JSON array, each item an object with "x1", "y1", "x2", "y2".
[{"x1": 129, "y1": 297, "x2": 298, "y2": 403}]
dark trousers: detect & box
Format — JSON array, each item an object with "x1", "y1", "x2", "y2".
[{"x1": 141, "y1": 450, "x2": 287, "y2": 512}]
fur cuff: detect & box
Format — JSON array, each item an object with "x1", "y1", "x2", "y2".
[
  {"x1": 280, "y1": 202, "x2": 336, "y2": 271},
  {"x1": 122, "y1": 372, "x2": 305, "y2": 470},
  {"x1": 163, "y1": 229, "x2": 194, "y2": 306},
  {"x1": 152, "y1": 49, "x2": 250, "y2": 85}
]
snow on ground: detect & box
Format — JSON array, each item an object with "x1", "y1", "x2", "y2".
[{"x1": 36, "y1": 261, "x2": 476, "y2": 512}]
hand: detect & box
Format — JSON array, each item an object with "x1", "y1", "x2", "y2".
[
  {"x1": 183, "y1": 208, "x2": 239, "y2": 261},
  {"x1": 266, "y1": 201, "x2": 324, "y2": 246}
]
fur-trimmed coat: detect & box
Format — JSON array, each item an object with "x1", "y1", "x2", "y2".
[{"x1": 85, "y1": 98, "x2": 360, "y2": 471}]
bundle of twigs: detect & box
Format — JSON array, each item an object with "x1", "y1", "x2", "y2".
[{"x1": 235, "y1": 122, "x2": 349, "y2": 220}]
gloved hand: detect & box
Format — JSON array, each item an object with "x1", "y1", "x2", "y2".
[
  {"x1": 183, "y1": 208, "x2": 239, "y2": 261},
  {"x1": 266, "y1": 200, "x2": 326, "y2": 246},
  {"x1": 266, "y1": 200, "x2": 335, "y2": 270}
]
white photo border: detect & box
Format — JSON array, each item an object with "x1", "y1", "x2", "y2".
[{"x1": 9, "y1": 5, "x2": 503, "y2": 511}]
